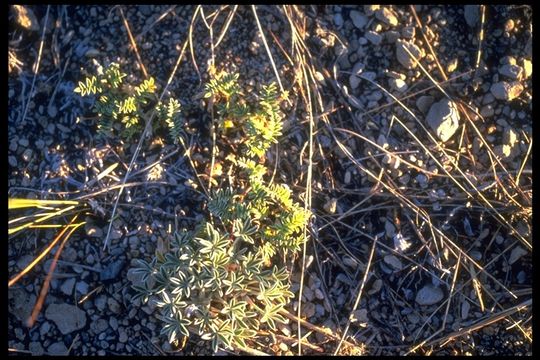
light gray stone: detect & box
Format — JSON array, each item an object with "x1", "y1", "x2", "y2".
[
  {"x1": 415, "y1": 285, "x2": 444, "y2": 305},
  {"x1": 490, "y1": 81, "x2": 523, "y2": 101},
  {"x1": 522, "y1": 59, "x2": 532, "y2": 79},
  {"x1": 45, "y1": 303, "x2": 87, "y2": 335},
  {"x1": 464, "y1": 5, "x2": 479, "y2": 27},
  {"x1": 390, "y1": 78, "x2": 408, "y2": 92},
  {"x1": 333, "y1": 12, "x2": 344, "y2": 27},
  {"x1": 509, "y1": 246, "x2": 528, "y2": 265},
  {"x1": 375, "y1": 7, "x2": 398, "y2": 26},
  {"x1": 416, "y1": 95, "x2": 434, "y2": 114},
  {"x1": 350, "y1": 10, "x2": 368, "y2": 29},
  {"x1": 60, "y1": 278, "x2": 76, "y2": 296},
  {"x1": 383, "y1": 254, "x2": 403, "y2": 270},
  {"x1": 426, "y1": 98, "x2": 460, "y2": 142},
  {"x1": 396, "y1": 39, "x2": 424, "y2": 69},
  {"x1": 29, "y1": 342, "x2": 44, "y2": 356},
  {"x1": 499, "y1": 64, "x2": 523, "y2": 80},
  {"x1": 365, "y1": 30, "x2": 383, "y2": 45},
  {"x1": 47, "y1": 342, "x2": 68, "y2": 356}
]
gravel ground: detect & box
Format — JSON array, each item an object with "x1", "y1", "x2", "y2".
[{"x1": 8, "y1": 5, "x2": 532, "y2": 355}]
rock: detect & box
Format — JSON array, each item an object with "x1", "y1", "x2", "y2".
[
  {"x1": 303, "y1": 287, "x2": 314, "y2": 301},
  {"x1": 501, "y1": 56, "x2": 517, "y2": 66},
  {"x1": 383, "y1": 254, "x2": 403, "y2": 270},
  {"x1": 352, "y1": 309, "x2": 369, "y2": 323},
  {"x1": 375, "y1": 7, "x2": 398, "y2": 26},
  {"x1": 461, "y1": 300, "x2": 471, "y2": 319},
  {"x1": 349, "y1": 74, "x2": 361, "y2": 90},
  {"x1": 503, "y1": 128, "x2": 518, "y2": 146},
  {"x1": 22, "y1": 148, "x2": 33, "y2": 162},
  {"x1": 343, "y1": 170, "x2": 351, "y2": 185},
  {"x1": 76, "y1": 281, "x2": 89, "y2": 294},
  {"x1": 415, "y1": 285, "x2": 444, "y2": 305},
  {"x1": 303, "y1": 302, "x2": 315, "y2": 318},
  {"x1": 426, "y1": 98, "x2": 461, "y2": 142},
  {"x1": 522, "y1": 59, "x2": 532, "y2": 79},
  {"x1": 482, "y1": 93, "x2": 495, "y2": 105},
  {"x1": 334, "y1": 12, "x2": 344, "y2": 27},
  {"x1": 95, "y1": 295, "x2": 107, "y2": 311},
  {"x1": 402, "y1": 26, "x2": 415, "y2": 39},
  {"x1": 9, "y1": 288, "x2": 36, "y2": 323},
  {"x1": 499, "y1": 64, "x2": 523, "y2": 80},
  {"x1": 361, "y1": 71, "x2": 376, "y2": 82},
  {"x1": 118, "y1": 328, "x2": 128, "y2": 343},
  {"x1": 13, "y1": 5, "x2": 39, "y2": 31},
  {"x1": 47, "y1": 342, "x2": 68, "y2": 356},
  {"x1": 352, "y1": 61, "x2": 365, "y2": 75},
  {"x1": 495, "y1": 144, "x2": 513, "y2": 159},
  {"x1": 16, "y1": 254, "x2": 34, "y2": 270},
  {"x1": 464, "y1": 5, "x2": 479, "y2": 27},
  {"x1": 85, "y1": 48, "x2": 100, "y2": 58},
  {"x1": 85, "y1": 223, "x2": 103, "y2": 238},
  {"x1": 100, "y1": 258, "x2": 126, "y2": 282},
  {"x1": 90, "y1": 318, "x2": 109, "y2": 334},
  {"x1": 490, "y1": 81, "x2": 523, "y2": 101},
  {"x1": 349, "y1": 10, "x2": 368, "y2": 29},
  {"x1": 9, "y1": 155, "x2": 17, "y2": 167},
  {"x1": 324, "y1": 198, "x2": 338, "y2": 214},
  {"x1": 480, "y1": 104, "x2": 494, "y2": 118},
  {"x1": 396, "y1": 40, "x2": 424, "y2": 69},
  {"x1": 504, "y1": 19, "x2": 515, "y2": 32},
  {"x1": 390, "y1": 78, "x2": 408, "y2": 92},
  {"x1": 368, "y1": 279, "x2": 383, "y2": 295},
  {"x1": 385, "y1": 30, "x2": 400, "y2": 43},
  {"x1": 60, "y1": 278, "x2": 76, "y2": 296},
  {"x1": 29, "y1": 342, "x2": 44, "y2": 356},
  {"x1": 47, "y1": 105, "x2": 58, "y2": 118},
  {"x1": 40, "y1": 322, "x2": 51, "y2": 337},
  {"x1": 365, "y1": 31, "x2": 383, "y2": 45},
  {"x1": 364, "y1": 5, "x2": 380, "y2": 16},
  {"x1": 107, "y1": 297, "x2": 122, "y2": 314},
  {"x1": 45, "y1": 303, "x2": 87, "y2": 335},
  {"x1": 416, "y1": 95, "x2": 434, "y2": 114},
  {"x1": 509, "y1": 246, "x2": 528, "y2": 265},
  {"x1": 517, "y1": 270, "x2": 527, "y2": 284},
  {"x1": 446, "y1": 58, "x2": 459, "y2": 73},
  {"x1": 18, "y1": 138, "x2": 29, "y2": 147},
  {"x1": 62, "y1": 247, "x2": 78, "y2": 262}
]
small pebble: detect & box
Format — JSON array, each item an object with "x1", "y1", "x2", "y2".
[
  {"x1": 415, "y1": 285, "x2": 444, "y2": 306},
  {"x1": 375, "y1": 7, "x2": 398, "y2": 26},
  {"x1": 349, "y1": 10, "x2": 368, "y2": 29},
  {"x1": 365, "y1": 31, "x2": 383, "y2": 45}
]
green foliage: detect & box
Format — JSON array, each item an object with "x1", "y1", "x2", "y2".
[
  {"x1": 156, "y1": 98, "x2": 183, "y2": 144},
  {"x1": 133, "y1": 71, "x2": 309, "y2": 353},
  {"x1": 74, "y1": 62, "x2": 182, "y2": 142}
]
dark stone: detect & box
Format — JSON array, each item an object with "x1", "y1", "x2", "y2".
[{"x1": 99, "y1": 259, "x2": 126, "y2": 282}]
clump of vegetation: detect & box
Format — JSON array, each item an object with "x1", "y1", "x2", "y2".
[
  {"x1": 74, "y1": 61, "x2": 181, "y2": 142},
  {"x1": 129, "y1": 71, "x2": 310, "y2": 352}
]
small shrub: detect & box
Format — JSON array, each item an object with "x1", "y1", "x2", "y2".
[
  {"x1": 74, "y1": 61, "x2": 182, "y2": 142},
  {"x1": 132, "y1": 71, "x2": 310, "y2": 352},
  {"x1": 75, "y1": 66, "x2": 310, "y2": 352}
]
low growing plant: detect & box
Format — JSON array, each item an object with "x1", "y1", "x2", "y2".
[
  {"x1": 75, "y1": 65, "x2": 310, "y2": 352},
  {"x1": 74, "y1": 61, "x2": 181, "y2": 142},
  {"x1": 131, "y1": 71, "x2": 311, "y2": 352}
]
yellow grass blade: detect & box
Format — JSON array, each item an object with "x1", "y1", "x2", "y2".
[
  {"x1": 8, "y1": 205, "x2": 77, "y2": 235},
  {"x1": 8, "y1": 215, "x2": 83, "y2": 287},
  {"x1": 9, "y1": 198, "x2": 79, "y2": 209}
]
